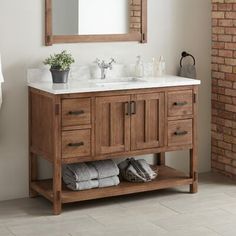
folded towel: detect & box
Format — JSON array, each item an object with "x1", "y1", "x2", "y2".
[
  {"x1": 118, "y1": 158, "x2": 157, "y2": 183},
  {"x1": 66, "y1": 179, "x2": 99, "y2": 191},
  {"x1": 65, "y1": 176, "x2": 120, "y2": 191},
  {"x1": 179, "y1": 64, "x2": 197, "y2": 79},
  {"x1": 98, "y1": 176, "x2": 120, "y2": 188},
  {"x1": 63, "y1": 163, "x2": 98, "y2": 182},
  {"x1": 91, "y1": 160, "x2": 119, "y2": 179},
  {"x1": 138, "y1": 159, "x2": 157, "y2": 180}
]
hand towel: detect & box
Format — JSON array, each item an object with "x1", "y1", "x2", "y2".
[
  {"x1": 179, "y1": 64, "x2": 196, "y2": 79},
  {"x1": 138, "y1": 159, "x2": 157, "y2": 180},
  {"x1": 118, "y1": 158, "x2": 157, "y2": 183},
  {"x1": 66, "y1": 179, "x2": 99, "y2": 191},
  {"x1": 98, "y1": 176, "x2": 120, "y2": 188},
  {"x1": 63, "y1": 163, "x2": 98, "y2": 182},
  {"x1": 91, "y1": 160, "x2": 119, "y2": 179},
  {"x1": 65, "y1": 176, "x2": 120, "y2": 191}
]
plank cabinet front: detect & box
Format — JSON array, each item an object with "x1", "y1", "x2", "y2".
[
  {"x1": 29, "y1": 85, "x2": 198, "y2": 215},
  {"x1": 95, "y1": 92, "x2": 165, "y2": 156}
]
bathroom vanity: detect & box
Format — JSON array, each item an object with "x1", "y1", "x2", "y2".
[{"x1": 28, "y1": 76, "x2": 200, "y2": 215}]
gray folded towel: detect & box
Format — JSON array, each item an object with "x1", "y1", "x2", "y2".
[
  {"x1": 179, "y1": 64, "x2": 197, "y2": 79},
  {"x1": 65, "y1": 176, "x2": 120, "y2": 191},
  {"x1": 90, "y1": 160, "x2": 119, "y2": 179},
  {"x1": 118, "y1": 159, "x2": 157, "y2": 183},
  {"x1": 63, "y1": 163, "x2": 98, "y2": 182},
  {"x1": 98, "y1": 176, "x2": 120, "y2": 188}
]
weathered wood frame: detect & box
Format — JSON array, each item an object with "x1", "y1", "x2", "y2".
[{"x1": 45, "y1": 0, "x2": 147, "y2": 46}]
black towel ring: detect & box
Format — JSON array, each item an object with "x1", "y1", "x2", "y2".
[{"x1": 180, "y1": 51, "x2": 196, "y2": 67}]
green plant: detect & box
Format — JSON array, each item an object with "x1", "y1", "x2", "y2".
[{"x1": 44, "y1": 50, "x2": 75, "y2": 71}]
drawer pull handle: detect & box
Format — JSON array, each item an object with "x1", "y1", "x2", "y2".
[
  {"x1": 125, "y1": 102, "x2": 131, "y2": 116},
  {"x1": 173, "y1": 101, "x2": 188, "y2": 106},
  {"x1": 68, "y1": 142, "x2": 84, "y2": 147},
  {"x1": 68, "y1": 110, "x2": 85, "y2": 115},
  {"x1": 131, "y1": 101, "x2": 136, "y2": 115},
  {"x1": 174, "y1": 131, "x2": 188, "y2": 136}
]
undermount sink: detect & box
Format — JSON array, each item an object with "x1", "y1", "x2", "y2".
[{"x1": 91, "y1": 77, "x2": 147, "y2": 86}]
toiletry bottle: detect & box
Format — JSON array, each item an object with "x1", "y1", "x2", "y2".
[
  {"x1": 135, "y1": 56, "x2": 144, "y2": 78},
  {"x1": 156, "y1": 56, "x2": 166, "y2": 77},
  {"x1": 152, "y1": 58, "x2": 156, "y2": 77},
  {"x1": 160, "y1": 56, "x2": 166, "y2": 75}
]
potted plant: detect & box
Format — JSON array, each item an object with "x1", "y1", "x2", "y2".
[{"x1": 44, "y1": 50, "x2": 75, "y2": 83}]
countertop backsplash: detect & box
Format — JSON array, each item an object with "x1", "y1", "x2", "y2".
[{"x1": 27, "y1": 62, "x2": 156, "y2": 84}]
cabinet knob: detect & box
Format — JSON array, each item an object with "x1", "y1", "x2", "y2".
[
  {"x1": 68, "y1": 110, "x2": 85, "y2": 115},
  {"x1": 68, "y1": 142, "x2": 84, "y2": 147},
  {"x1": 174, "y1": 130, "x2": 188, "y2": 136},
  {"x1": 173, "y1": 101, "x2": 188, "y2": 106}
]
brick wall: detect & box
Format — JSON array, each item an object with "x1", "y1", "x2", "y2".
[
  {"x1": 129, "y1": 0, "x2": 142, "y2": 32},
  {"x1": 212, "y1": 0, "x2": 236, "y2": 178}
]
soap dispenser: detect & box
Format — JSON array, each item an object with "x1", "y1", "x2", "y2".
[
  {"x1": 134, "y1": 56, "x2": 144, "y2": 78},
  {"x1": 156, "y1": 56, "x2": 166, "y2": 77}
]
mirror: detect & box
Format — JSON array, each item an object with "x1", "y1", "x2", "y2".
[
  {"x1": 45, "y1": 0, "x2": 147, "y2": 45},
  {"x1": 53, "y1": 0, "x2": 129, "y2": 35}
]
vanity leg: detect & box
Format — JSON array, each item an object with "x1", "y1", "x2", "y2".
[
  {"x1": 53, "y1": 159, "x2": 62, "y2": 215},
  {"x1": 190, "y1": 86, "x2": 198, "y2": 194},
  {"x1": 156, "y1": 152, "x2": 165, "y2": 166},
  {"x1": 29, "y1": 152, "x2": 38, "y2": 198},
  {"x1": 190, "y1": 148, "x2": 198, "y2": 193}
]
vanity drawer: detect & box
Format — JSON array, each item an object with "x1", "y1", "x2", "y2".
[
  {"x1": 62, "y1": 98, "x2": 91, "y2": 127},
  {"x1": 168, "y1": 119, "x2": 192, "y2": 146},
  {"x1": 62, "y1": 129, "x2": 91, "y2": 158},
  {"x1": 168, "y1": 90, "x2": 193, "y2": 117}
]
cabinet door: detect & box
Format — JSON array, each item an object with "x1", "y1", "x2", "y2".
[
  {"x1": 95, "y1": 95, "x2": 131, "y2": 156},
  {"x1": 131, "y1": 93, "x2": 165, "y2": 150}
]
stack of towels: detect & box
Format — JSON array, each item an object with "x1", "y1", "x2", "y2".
[{"x1": 63, "y1": 160, "x2": 120, "y2": 191}]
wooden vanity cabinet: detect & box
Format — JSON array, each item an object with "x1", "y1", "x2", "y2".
[{"x1": 29, "y1": 85, "x2": 198, "y2": 215}]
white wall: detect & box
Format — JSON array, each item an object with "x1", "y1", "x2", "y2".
[{"x1": 0, "y1": 0, "x2": 211, "y2": 201}]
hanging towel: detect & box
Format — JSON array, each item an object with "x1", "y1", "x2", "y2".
[
  {"x1": 90, "y1": 160, "x2": 119, "y2": 179},
  {"x1": 179, "y1": 64, "x2": 196, "y2": 79},
  {"x1": 0, "y1": 54, "x2": 4, "y2": 109}
]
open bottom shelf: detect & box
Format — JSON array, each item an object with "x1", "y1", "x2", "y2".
[{"x1": 31, "y1": 165, "x2": 193, "y2": 204}]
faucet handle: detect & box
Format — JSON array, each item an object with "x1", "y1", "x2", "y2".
[
  {"x1": 95, "y1": 58, "x2": 101, "y2": 64},
  {"x1": 109, "y1": 58, "x2": 116, "y2": 64}
]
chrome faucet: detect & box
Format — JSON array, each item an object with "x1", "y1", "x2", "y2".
[{"x1": 95, "y1": 58, "x2": 116, "y2": 80}]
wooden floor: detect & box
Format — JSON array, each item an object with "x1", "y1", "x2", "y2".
[{"x1": 1, "y1": 172, "x2": 236, "y2": 235}]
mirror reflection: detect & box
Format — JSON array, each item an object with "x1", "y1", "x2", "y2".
[{"x1": 52, "y1": 0, "x2": 129, "y2": 35}]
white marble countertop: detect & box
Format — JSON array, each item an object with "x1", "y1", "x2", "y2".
[{"x1": 28, "y1": 75, "x2": 201, "y2": 95}]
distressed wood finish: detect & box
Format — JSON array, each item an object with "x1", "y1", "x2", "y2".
[
  {"x1": 168, "y1": 119, "x2": 193, "y2": 147},
  {"x1": 131, "y1": 92, "x2": 165, "y2": 150},
  {"x1": 168, "y1": 90, "x2": 193, "y2": 117},
  {"x1": 45, "y1": 0, "x2": 147, "y2": 45},
  {"x1": 29, "y1": 85, "x2": 199, "y2": 215},
  {"x1": 62, "y1": 98, "x2": 91, "y2": 127},
  {"x1": 31, "y1": 166, "x2": 193, "y2": 203},
  {"x1": 62, "y1": 129, "x2": 91, "y2": 159},
  {"x1": 95, "y1": 95, "x2": 131, "y2": 156}
]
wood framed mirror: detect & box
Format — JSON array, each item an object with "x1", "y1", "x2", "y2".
[{"x1": 45, "y1": 0, "x2": 147, "y2": 46}]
